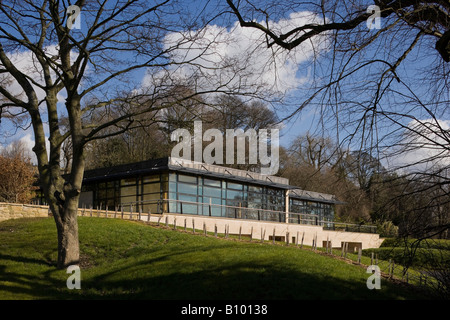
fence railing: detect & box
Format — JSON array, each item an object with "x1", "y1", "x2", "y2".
[
  {"x1": 85, "y1": 198, "x2": 376, "y2": 234},
  {"x1": 324, "y1": 222, "x2": 378, "y2": 234},
  {"x1": 326, "y1": 246, "x2": 443, "y2": 296}
]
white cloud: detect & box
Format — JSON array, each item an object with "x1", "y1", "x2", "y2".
[
  {"x1": 0, "y1": 45, "x2": 69, "y2": 104},
  {"x1": 142, "y1": 11, "x2": 329, "y2": 98},
  {"x1": 17, "y1": 134, "x2": 36, "y2": 160},
  {"x1": 4, "y1": 134, "x2": 49, "y2": 165}
]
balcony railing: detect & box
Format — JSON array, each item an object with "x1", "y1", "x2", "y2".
[{"x1": 119, "y1": 199, "x2": 377, "y2": 234}]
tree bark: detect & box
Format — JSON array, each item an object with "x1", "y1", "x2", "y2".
[
  {"x1": 54, "y1": 203, "x2": 80, "y2": 268},
  {"x1": 52, "y1": 93, "x2": 85, "y2": 269}
]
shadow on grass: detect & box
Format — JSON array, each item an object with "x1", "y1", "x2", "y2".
[
  {"x1": 0, "y1": 253, "x2": 68, "y2": 299},
  {"x1": 75, "y1": 244, "x2": 423, "y2": 300},
  {"x1": 75, "y1": 263, "x2": 418, "y2": 300},
  {"x1": 0, "y1": 244, "x2": 423, "y2": 300}
]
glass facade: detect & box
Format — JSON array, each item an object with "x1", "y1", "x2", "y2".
[
  {"x1": 81, "y1": 170, "x2": 335, "y2": 225},
  {"x1": 289, "y1": 198, "x2": 334, "y2": 226},
  {"x1": 169, "y1": 172, "x2": 286, "y2": 222},
  {"x1": 83, "y1": 173, "x2": 168, "y2": 213}
]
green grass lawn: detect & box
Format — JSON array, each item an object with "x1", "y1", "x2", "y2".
[{"x1": 0, "y1": 217, "x2": 427, "y2": 300}]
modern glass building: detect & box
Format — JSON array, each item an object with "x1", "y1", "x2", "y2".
[{"x1": 79, "y1": 157, "x2": 341, "y2": 226}]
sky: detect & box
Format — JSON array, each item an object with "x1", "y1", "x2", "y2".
[
  {"x1": 0, "y1": 0, "x2": 448, "y2": 174},
  {"x1": 0, "y1": 3, "x2": 323, "y2": 159}
]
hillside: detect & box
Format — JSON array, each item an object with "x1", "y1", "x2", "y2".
[{"x1": 0, "y1": 217, "x2": 425, "y2": 300}]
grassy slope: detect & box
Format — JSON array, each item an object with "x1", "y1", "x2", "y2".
[{"x1": 0, "y1": 217, "x2": 425, "y2": 300}]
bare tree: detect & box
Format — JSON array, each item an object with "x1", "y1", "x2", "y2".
[
  {"x1": 0, "y1": 0, "x2": 238, "y2": 268},
  {"x1": 288, "y1": 133, "x2": 339, "y2": 171},
  {"x1": 225, "y1": 0, "x2": 449, "y2": 230},
  {"x1": 227, "y1": 0, "x2": 450, "y2": 294},
  {"x1": 225, "y1": 0, "x2": 449, "y2": 154}
]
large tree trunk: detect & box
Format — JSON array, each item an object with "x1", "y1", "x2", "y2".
[
  {"x1": 54, "y1": 203, "x2": 80, "y2": 269},
  {"x1": 52, "y1": 143, "x2": 85, "y2": 269},
  {"x1": 48, "y1": 157, "x2": 83, "y2": 269},
  {"x1": 50, "y1": 89, "x2": 85, "y2": 269}
]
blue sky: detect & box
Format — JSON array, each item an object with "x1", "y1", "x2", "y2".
[{"x1": 0, "y1": 0, "x2": 448, "y2": 172}]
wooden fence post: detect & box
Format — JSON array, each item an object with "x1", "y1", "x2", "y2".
[
  {"x1": 388, "y1": 259, "x2": 391, "y2": 276},
  {"x1": 272, "y1": 228, "x2": 275, "y2": 245},
  {"x1": 391, "y1": 260, "x2": 395, "y2": 278},
  {"x1": 300, "y1": 231, "x2": 304, "y2": 249}
]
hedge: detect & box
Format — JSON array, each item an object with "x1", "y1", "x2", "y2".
[
  {"x1": 380, "y1": 238, "x2": 450, "y2": 251},
  {"x1": 363, "y1": 246, "x2": 450, "y2": 268}
]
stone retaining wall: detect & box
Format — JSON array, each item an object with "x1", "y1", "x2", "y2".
[{"x1": 0, "y1": 202, "x2": 50, "y2": 222}]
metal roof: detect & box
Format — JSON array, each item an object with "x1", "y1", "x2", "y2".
[
  {"x1": 82, "y1": 158, "x2": 169, "y2": 183},
  {"x1": 288, "y1": 188, "x2": 345, "y2": 205},
  {"x1": 168, "y1": 157, "x2": 290, "y2": 189}
]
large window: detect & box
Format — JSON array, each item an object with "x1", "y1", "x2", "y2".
[
  {"x1": 168, "y1": 173, "x2": 200, "y2": 215},
  {"x1": 141, "y1": 173, "x2": 167, "y2": 214},
  {"x1": 88, "y1": 173, "x2": 167, "y2": 213},
  {"x1": 93, "y1": 180, "x2": 120, "y2": 210},
  {"x1": 167, "y1": 172, "x2": 287, "y2": 222},
  {"x1": 289, "y1": 198, "x2": 335, "y2": 225},
  {"x1": 224, "y1": 181, "x2": 246, "y2": 218},
  {"x1": 202, "y1": 178, "x2": 223, "y2": 216},
  {"x1": 248, "y1": 185, "x2": 263, "y2": 209}
]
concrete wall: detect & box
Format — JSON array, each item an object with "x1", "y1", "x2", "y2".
[
  {"x1": 74, "y1": 207, "x2": 383, "y2": 249},
  {"x1": 0, "y1": 202, "x2": 50, "y2": 222},
  {"x1": 140, "y1": 213, "x2": 384, "y2": 249}
]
